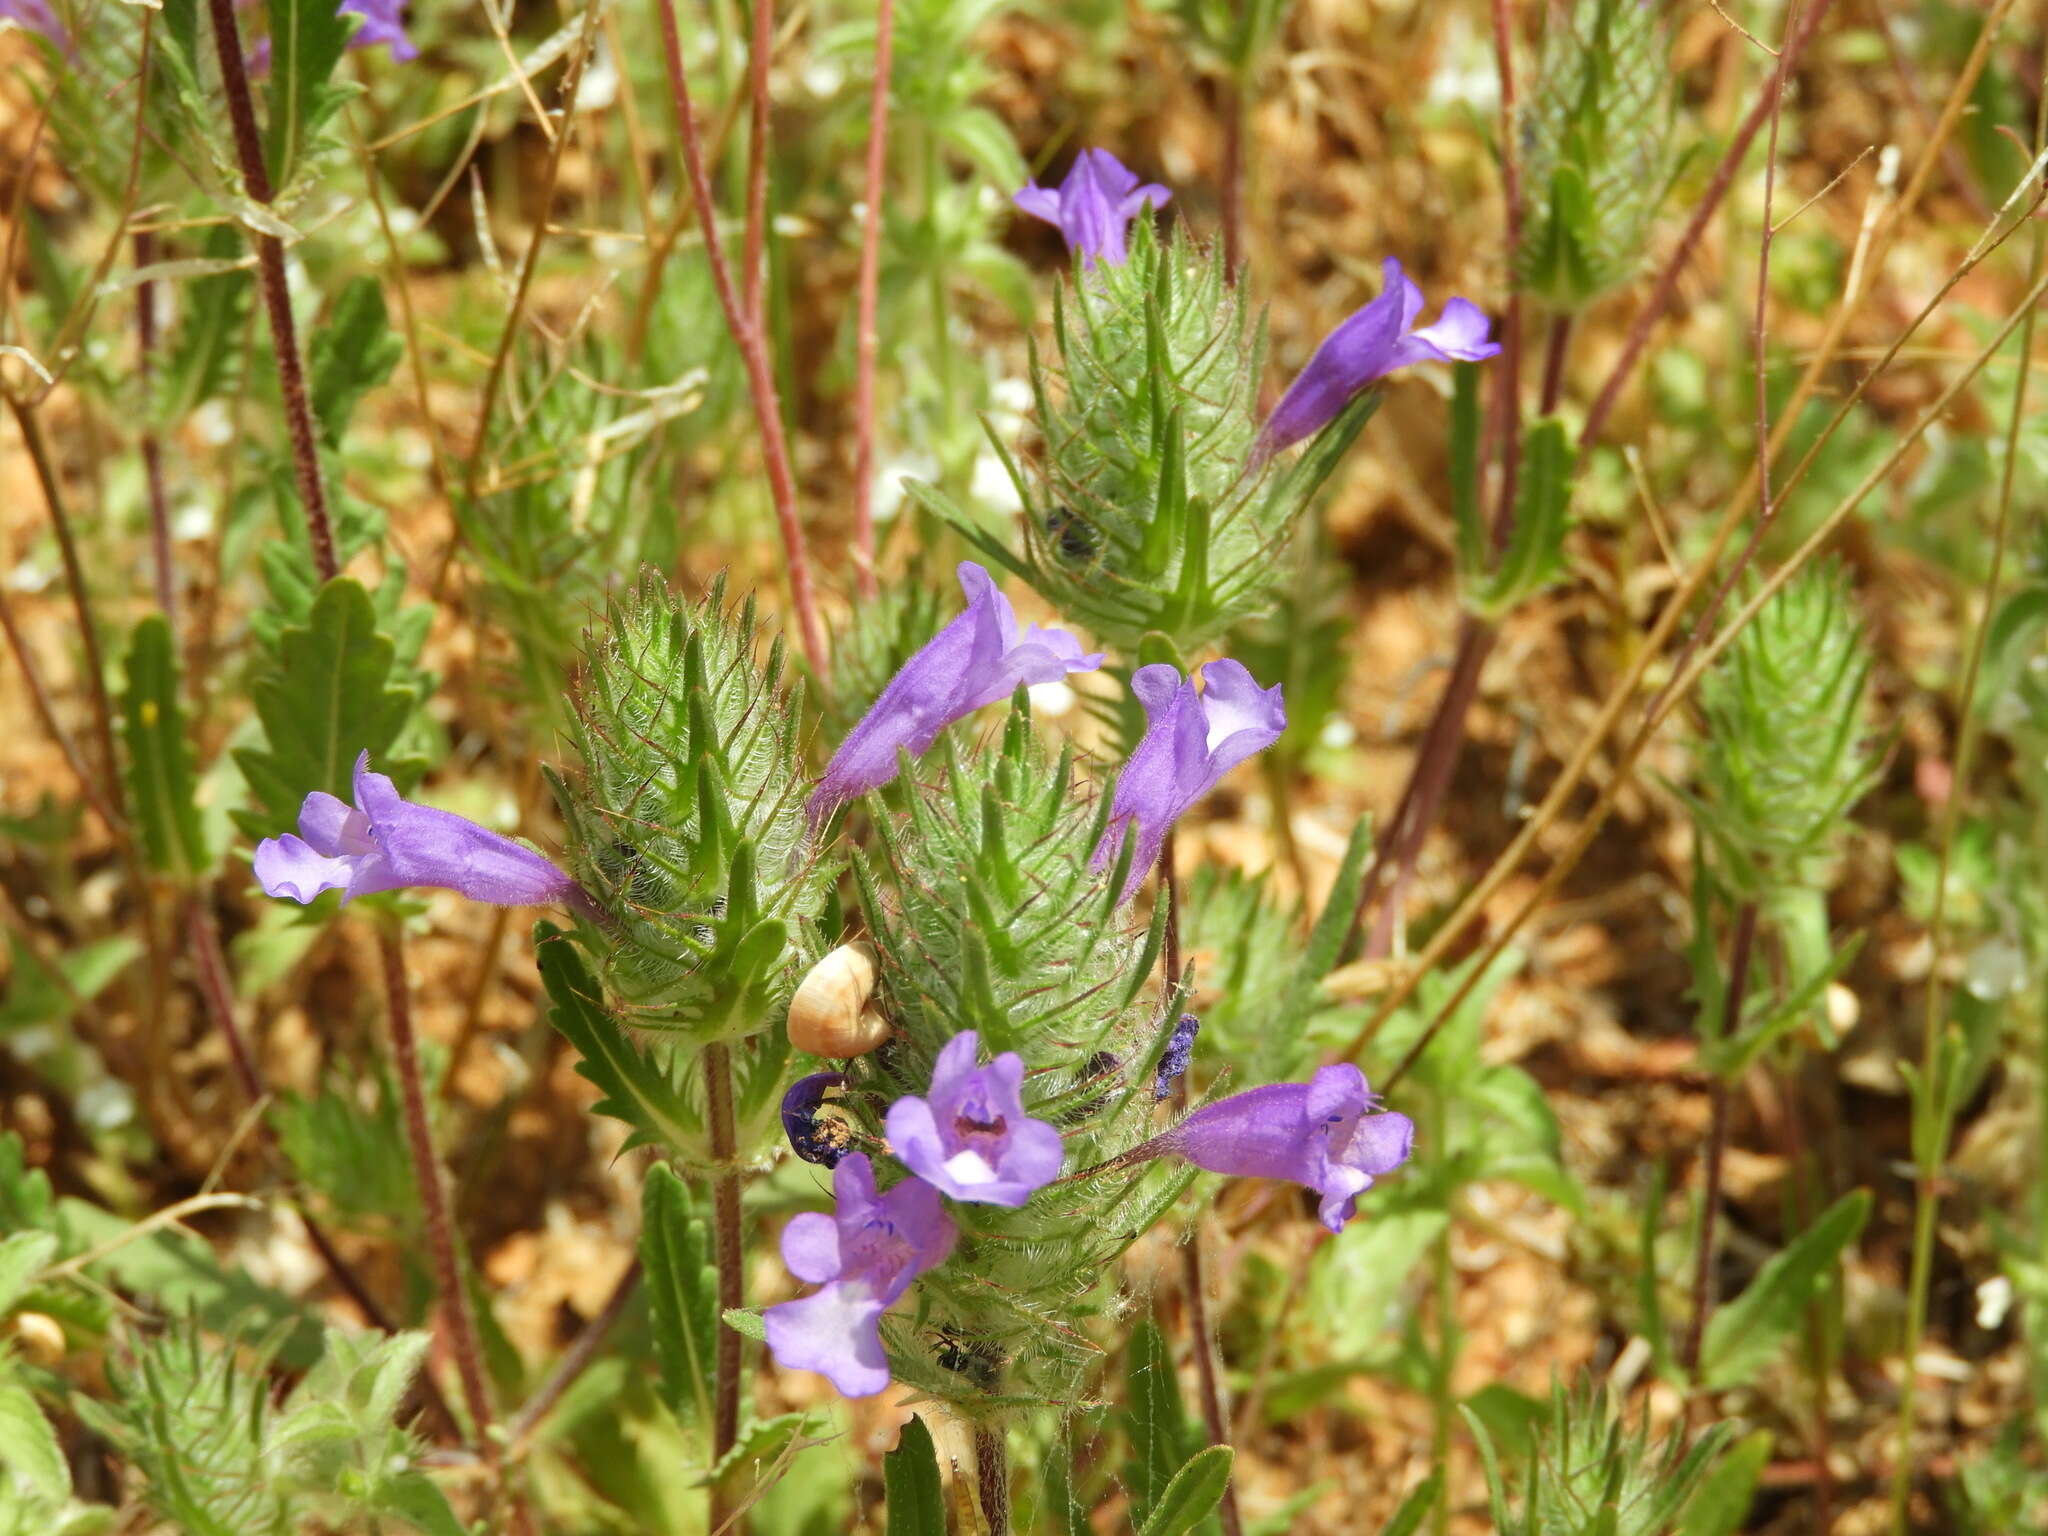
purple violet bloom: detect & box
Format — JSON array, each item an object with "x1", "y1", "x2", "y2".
[
  {"x1": 783, "y1": 1071, "x2": 852, "y2": 1168},
  {"x1": 1, "y1": 0, "x2": 68, "y2": 52},
  {"x1": 1153, "y1": 1014, "x2": 1201, "y2": 1102},
  {"x1": 1013, "y1": 148, "x2": 1170, "y2": 268},
  {"x1": 1259, "y1": 257, "x2": 1501, "y2": 458},
  {"x1": 763, "y1": 1153, "x2": 956, "y2": 1397},
  {"x1": 884, "y1": 1031, "x2": 1066, "y2": 1206},
  {"x1": 1163, "y1": 1063, "x2": 1414, "y2": 1232},
  {"x1": 339, "y1": 0, "x2": 417, "y2": 59},
  {"x1": 809, "y1": 562, "x2": 1103, "y2": 822},
  {"x1": 1093, "y1": 660, "x2": 1286, "y2": 899},
  {"x1": 253, "y1": 750, "x2": 581, "y2": 908}
]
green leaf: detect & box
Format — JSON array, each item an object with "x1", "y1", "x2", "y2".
[
  {"x1": 1447, "y1": 361, "x2": 1485, "y2": 581},
  {"x1": 308, "y1": 278, "x2": 403, "y2": 449},
  {"x1": 1466, "y1": 416, "x2": 1575, "y2": 620},
  {"x1": 720, "y1": 1308, "x2": 766, "y2": 1342},
  {"x1": 263, "y1": 0, "x2": 356, "y2": 188},
  {"x1": 884, "y1": 1413, "x2": 946, "y2": 1536},
  {"x1": 640, "y1": 1165, "x2": 717, "y2": 1429},
  {"x1": 1699, "y1": 1190, "x2": 1870, "y2": 1389},
  {"x1": 1678, "y1": 1429, "x2": 1770, "y2": 1536},
  {"x1": 1138, "y1": 1445, "x2": 1233, "y2": 1536},
  {"x1": 0, "y1": 935, "x2": 141, "y2": 1034},
  {"x1": 152, "y1": 225, "x2": 251, "y2": 426},
  {"x1": 0, "y1": 1231, "x2": 57, "y2": 1316},
  {"x1": 1377, "y1": 1470, "x2": 1443, "y2": 1536},
  {"x1": 1121, "y1": 1318, "x2": 1196, "y2": 1526},
  {"x1": 538, "y1": 926, "x2": 698, "y2": 1154},
  {"x1": 0, "y1": 1381, "x2": 68, "y2": 1501},
  {"x1": 232, "y1": 578, "x2": 422, "y2": 842},
  {"x1": 121, "y1": 615, "x2": 210, "y2": 878},
  {"x1": 369, "y1": 1470, "x2": 470, "y2": 1536}
]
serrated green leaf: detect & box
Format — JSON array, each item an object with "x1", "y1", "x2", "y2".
[
  {"x1": 884, "y1": 1413, "x2": 946, "y2": 1536},
  {"x1": 1138, "y1": 1445, "x2": 1233, "y2": 1536},
  {"x1": 121, "y1": 615, "x2": 210, "y2": 878},
  {"x1": 264, "y1": 0, "x2": 355, "y2": 188},
  {"x1": 0, "y1": 1382, "x2": 68, "y2": 1502},
  {"x1": 232, "y1": 578, "x2": 421, "y2": 842},
  {"x1": 368, "y1": 1470, "x2": 469, "y2": 1536},
  {"x1": 720, "y1": 1307, "x2": 766, "y2": 1342},
  {"x1": 1699, "y1": 1190, "x2": 1869, "y2": 1390},
  {"x1": 641, "y1": 1165, "x2": 717, "y2": 1429},
  {"x1": 538, "y1": 926, "x2": 698, "y2": 1154},
  {"x1": 308, "y1": 278, "x2": 402, "y2": 449}
]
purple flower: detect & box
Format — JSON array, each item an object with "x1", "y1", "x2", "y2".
[
  {"x1": 1, "y1": 0, "x2": 68, "y2": 51},
  {"x1": 1153, "y1": 1014, "x2": 1200, "y2": 1102},
  {"x1": 783, "y1": 1072, "x2": 852, "y2": 1168},
  {"x1": 1013, "y1": 148, "x2": 1170, "y2": 268},
  {"x1": 1093, "y1": 660, "x2": 1285, "y2": 899},
  {"x1": 253, "y1": 751, "x2": 580, "y2": 908},
  {"x1": 339, "y1": 0, "x2": 416, "y2": 59},
  {"x1": 885, "y1": 1031, "x2": 1065, "y2": 1206},
  {"x1": 809, "y1": 562, "x2": 1103, "y2": 821},
  {"x1": 1260, "y1": 257, "x2": 1501, "y2": 457},
  {"x1": 1162, "y1": 1063, "x2": 1414, "y2": 1232},
  {"x1": 763, "y1": 1153, "x2": 956, "y2": 1397}
]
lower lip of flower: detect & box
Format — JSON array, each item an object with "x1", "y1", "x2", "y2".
[{"x1": 942, "y1": 1149, "x2": 1001, "y2": 1186}]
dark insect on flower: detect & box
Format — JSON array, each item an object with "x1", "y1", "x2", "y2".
[
  {"x1": 1153, "y1": 1014, "x2": 1200, "y2": 1101},
  {"x1": 782, "y1": 1072, "x2": 853, "y2": 1167},
  {"x1": 1043, "y1": 505, "x2": 1097, "y2": 565}
]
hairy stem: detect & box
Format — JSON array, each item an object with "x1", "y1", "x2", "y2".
[
  {"x1": 849, "y1": 0, "x2": 896, "y2": 600},
  {"x1": 378, "y1": 925, "x2": 495, "y2": 1441},
  {"x1": 742, "y1": 0, "x2": 774, "y2": 332},
  {"x1": 1218, "y1": 64, "x2": 1246, "y2": 280},
  {"x1": 653, "y1": 0, "x2": 829, "y2": 680},
  {"x1": 1681, "y1": 900, "x2": 1758, "y2": 1375},
  {"x1": 504, "y1": 1258, "x2": 644, "y2": 1458},
  {"x1": 703, "y1": 1040, "x2": 745, "y2": 1533},
  {"x1": 201, "y1": 0, "x2": 339, "y2": 583},
  {"x1": 133, "y1": 231, "x2": 176, "y2": 621},
  {"x1": 975, "y1": 1425, "x2": 1010, "y2": 1536},
  {"x1": 1160, "y1": 834, "x2": 1245, "y2": 1536}
]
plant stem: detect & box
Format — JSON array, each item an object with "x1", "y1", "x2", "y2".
[
  {"x1": 7, "y1": 398, "x2": 125, "y2": 820},
  {"x1": 1218, "y1": 63, "x2": 1246, "y2": 280},
  {"x1": 184, "y1": 897, "x2": 466, "y2": 1438},
  {"x1": 378, "y1": 924, "x2": 496, "y2": 1441},
  {"x1": 1429, "y1": 1091, "x2": 1456, "y2": 1536},
  {"x1": 503, "y1": 1258, "x2": 644, "y2": 1458},
  {"x1": 1536, "y1": 312, "x2": 1572, "y2": 416},
  {"x1": 703, "y1": 1039, "x2": 745, "y2": 1533},
  {"x1": 975, "y1": 1424, "x2": 1010, "y2": 1536},
  {"x1": 1159, "y1": 833, "x2": 1245, "y2": 1536},
  {"x1": 0, "y1": 583, "x2": 123, "y2": 833},
  {"x1": 653, "y1": 0, "x2": 829, "y2": 681},
  {"x1": 133, "y1": 231, "x2": 176, "y2": 622},
  {"x1": 849, "y1": 0, "x2": 896, "y2": 600},
  {"x1": 1893, "y1": 80, "x2": 2046, "y2": 1534},
  {"x1": 1486, "y1": 0, "x2": 1525, "y2": 549},
  {"x1": 1681, "y1": 899, "x2": 1757, "y2": 1376},
  {"x1": 742, "y1": 0, "x2": 773, "y2": 332},
  {"x1": 201, "y1": 0, "x2": 339, "y2": 584}
]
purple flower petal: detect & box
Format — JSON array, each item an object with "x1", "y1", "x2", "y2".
[
  {"x1": 252, "y1": 751, "x2": 579, "y2": 909},
  {"x1": 809, "y1": 563, "x2": 1102, "y2": 821},
  {"x1": 0, "y1": 0, "x2": 68, "y2": 52},
  {"x1": 762, "y1": 1153, "x2": 956, "y2": 1398},
  {"x1": 1093, "y1": 661, "x2": 1285, "y2": 900},
  {"x1": 339, "y1": 0, "x2": 417, "y2": 59},
  {"x1": 1013, "y1": 147, "x2": 1170, "y2": 268},
  {"x1": 884, "y1": 1030, "x2": 1065, "y2": 1206},
  {"x1": 1163, "y1": 1063, "x2": 1414, "y2": 1233},
  {"x1": 1260, "y1": 257, "x2": 1501, "y2": 457}
]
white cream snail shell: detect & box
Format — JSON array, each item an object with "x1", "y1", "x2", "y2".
[{"x1": 787, "y1": 942, "x2": 890, "y2": 1058}]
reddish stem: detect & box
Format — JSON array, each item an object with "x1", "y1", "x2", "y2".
[
  {"x1": 654, "y1": 0, "x2": 829, "y2": 680},
  {"x1": 703, "y1": 1040, "x2": 746, "y2": 1533},
  {"x1": 850, "y1": 0, "x2": 897, "y2": 601},
  {"x1": 742, "y1": 0, "x2": 774, "y2": 332}
]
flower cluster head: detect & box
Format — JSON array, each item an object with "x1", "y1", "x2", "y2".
[
  {"x1": 1163, "y1": 1062, "x2": 1414, "y2": 1232},
  {"x1": 254, "y1": 750, "x2": 580, "y2": 909},
  {"x1": 808, "y1": 562, "x2": 1102, "y2": 821},
  {"x1": 1260, "y1": 257, "x2": 1500, "y2": 457},
  {"x1": 885, "y1": 1032, "x2": 1065, "y2": 1206},
  {"x1": 762, "y1": 1154, "x2": 956, "y2": 1398},
  {"x1": 1014, "y1": 148, "x2": 1170, "y2": 268},
  {"x1": 1095, "y1": 660, "x2": 1287, "y2": 898}
]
